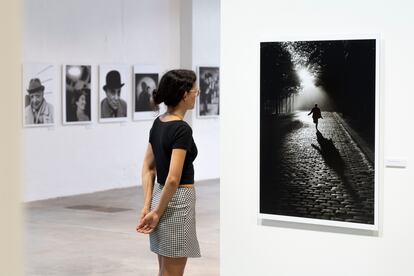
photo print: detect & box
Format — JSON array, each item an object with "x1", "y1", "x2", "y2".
[
  {"x1": 23, "y1": 63, "x2": 57, "y2": 127},
  {"x1": 135, "y1": 74, "x2": 158, "y2": 112},
  {"x1": 99, "y1": 64, "x2": 130, "y2": 123},
  {"x1": 63, "y1": 65, "x2": 92, "y2": 124},
  {"x1": 133, "y1": 65, "x2": 164, "y2": 121},
  {"x1": 259, "y1": 38, "x2": 379, "y2": 230},
  {"x1": 197, "y1": 66, "x2": 220, "y2": 118}
]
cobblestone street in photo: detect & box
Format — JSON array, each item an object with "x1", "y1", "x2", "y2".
[{"x1": 260, "y1": 111, "x2": 375, "y2": 224}]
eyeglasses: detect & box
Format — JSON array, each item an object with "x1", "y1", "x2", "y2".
[{"x1": 189, "y1": 88, "x2": 200, "y2": 96}]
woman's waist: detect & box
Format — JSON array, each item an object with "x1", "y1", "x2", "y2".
[
  {"x1": 179, "y1": 183, "x2": 194, "y2": 188},
  {"x1": 157, "y1": 183, "x2": 194, "y2": 188}
]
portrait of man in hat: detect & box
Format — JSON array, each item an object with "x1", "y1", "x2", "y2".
[
  {"x1": 25, "y1": 78, "x2": 54, "y2": 125},
  {"x1": 101, "y1": 70, "x2": 127, "y2": 118}
]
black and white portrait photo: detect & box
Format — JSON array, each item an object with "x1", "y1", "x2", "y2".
[
  {"x1": 23, "y1": 64, "x2": 56, "y2": 127},
  {"x1": 260, "y1": 38, "x2": 379, "y2": 230},
  {"x1": 99, "y1": 65, "x2": 130, "y2": 123},
  {"x1": 198, "y1": 66, "x2": 220, "y2": 118},
  {"x1": 133, "y1": 65, "x2": 164, "y2": 121},
  {"x1": 63, "y1": 65, "x2": 92, "y2": 124},
  {"x1": 135, "y1": 74, "x2": 158, "y2": 112}
]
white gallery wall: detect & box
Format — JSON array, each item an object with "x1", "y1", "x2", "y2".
[
  {"x1": 191, "y1": 0, "x2": 220, "y2": 180},
  {"x1": 23, "y1": 0, "x2": 220, "y2": 201},
  {"x1": 221, "y1": 0, "x2": 414, "y2": 275}
]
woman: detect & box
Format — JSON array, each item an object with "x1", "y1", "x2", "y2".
[
  {"x1": 136, "y1": 69, "x2": 200, "y2": 276},
  {"x1": 69, "y1": 89, "x2": 90, "y2": 121}
]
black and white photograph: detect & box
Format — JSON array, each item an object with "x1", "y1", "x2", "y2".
[
  {"x1": 135, "y1": 74, "x2": 157, "y2": 111},
  {"x1": 63, "y1": 65, "x2": 92, "y2": 124},
  {"x1": 23, "y1": 63, "x2": 57, "y2": 127},
  {"x1": 260, "y1": 38, "x2": 379, "y2": 229},
  {"x1": 99, "y1": 64, "x2": 130, "y2": 123},
  {"x1": 133, "y1": 65, "x2": 164, "y2": 121},
  {"x1": 197, "y1": 66, "x2": 220, "y2": 118}
]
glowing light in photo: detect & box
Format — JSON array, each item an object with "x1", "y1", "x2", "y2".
[
  {"x1": 297, "y1": 67, "x2": 315, "y2": 88},
  {"x1": 67, "y1": 66, "x2": 82, "y2": 79}
]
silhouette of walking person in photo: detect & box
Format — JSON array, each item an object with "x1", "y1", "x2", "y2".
[{"x1": 308, "y1": 104, "x2": 323, "y2": 130}]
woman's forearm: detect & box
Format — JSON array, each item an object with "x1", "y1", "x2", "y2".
[
  {"x1": 152, "y1": 149, "x2": 186, "y2": 217},
  {"x1": 153, "y1": 177, "x2": 180, "y2": 217},
  {"x1": 142, "y1": 170, "x2": 156, "y2": 209}
]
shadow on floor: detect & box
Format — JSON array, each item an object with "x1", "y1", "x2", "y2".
[{"x1": 312, "y1": 130, "x2": 359, "y2": 201}]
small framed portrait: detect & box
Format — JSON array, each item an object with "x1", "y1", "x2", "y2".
[
  {"x1": 63, "y1": 65, "x2": 92, "y2": 125},
  {"x1": 23, "y1": 63, "x2": 57, "y2": 127},
  {"x1": 99, "y1": 64, "x2": 130, "y2": 123},
  {"x1": 197, "y1": 66, "x2": 220, "y2": 118},
  {"x1": 133, "y1": 65, "x2": 164, "y2": 121}
]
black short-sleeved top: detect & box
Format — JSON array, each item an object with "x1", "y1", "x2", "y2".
[{"x1": 149, "y1": 117, "x2": 198, "y2": 185}]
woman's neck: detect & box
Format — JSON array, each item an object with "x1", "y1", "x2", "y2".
[{"x1": 166, "y1": 108, "x2": 185, "y2": 120}]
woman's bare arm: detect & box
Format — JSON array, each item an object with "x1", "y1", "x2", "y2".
[
  {"x1": 140, "y1": 143, "x2": 156, "y2": 217},
  {"x1": 137, "y1": 148, "x2": 187, "y2": 234},
  {"x1": 152, "y1": 148, "x2": 187, "y2": 216}
]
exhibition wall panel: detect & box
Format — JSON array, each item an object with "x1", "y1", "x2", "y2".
[
  {"x1": 192, "y1": 0, "x2": 220, "y2": 181},
  {"x1": 221, "y1": 0, "x2": 414, "y2": 275}
]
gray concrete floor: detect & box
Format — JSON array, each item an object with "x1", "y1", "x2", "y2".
[{"x1": 24, "y1": 179, "x2": 219, "y2": 276}]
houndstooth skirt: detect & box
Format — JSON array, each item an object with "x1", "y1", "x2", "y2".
[{"x1": 149, "y1": 183, "x2": 201, "y2": 258}]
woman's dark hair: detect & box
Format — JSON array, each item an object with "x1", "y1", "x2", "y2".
[
  {"x1": 153, "y1": 69, "x2": 196, "y2": 107},
  {"x1": 71, "y1": 88, "x2": 89, "y2": 108},
  {"x1": 73, "y1": 89, "x2": 86, "y2": 103}
]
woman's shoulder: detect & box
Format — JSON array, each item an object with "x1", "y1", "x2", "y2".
[
  {"x1": 156, "y1": 115, "x2": 191, "y2": 126},
  {"x1": 150, "y1": 116, "x2": 189, "y2": 128},
  {"x1": 167, "y1": 120, "x2": 192, "y2": 134},
  {"x1": 158, "y1": 117, "x2": 192, "y2": 136}
]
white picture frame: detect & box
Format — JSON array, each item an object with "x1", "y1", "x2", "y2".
[
  {"x1": 258, "y1": 35, "x2": 380, "y2": 231},
  {"x1": 133, "y1": 65, "x2": 165, "y2": 121},
  {"x1": 197, "y1": 66, "x2": 220, "y2": 119},
  {"x1": 22, "y1": 63, "x2": 57, "y2": 127},
  {"x1": 62, "y1": 64, "x2": 93, "y2": 125},
  {"x1": 99, "y1": 64, "x2": 130, "y2": 123}
]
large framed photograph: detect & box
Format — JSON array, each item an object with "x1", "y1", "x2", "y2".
[
  {"x1": 133, "y1": 65, "x2": 164, "y2": 121},
  {"x1": 259, "y1": 37, "x2": 379, "y2": 230},
  {"x1": 99, "y1": 64, "x2": 130, "y2": 123},
  {"x1": 23, "y1": 63, "x2": 57, "y2": 127},
  {"x1": 197, "y1": 66, "x2": 220, "y2": 118},
  {"x1": 63, "y1": 65, "x2": 92, "y2": 124}
]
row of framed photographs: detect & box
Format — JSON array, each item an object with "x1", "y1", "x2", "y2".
[{"x1": 23, "y1": 64, "x2": 220, "y2": 127}]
